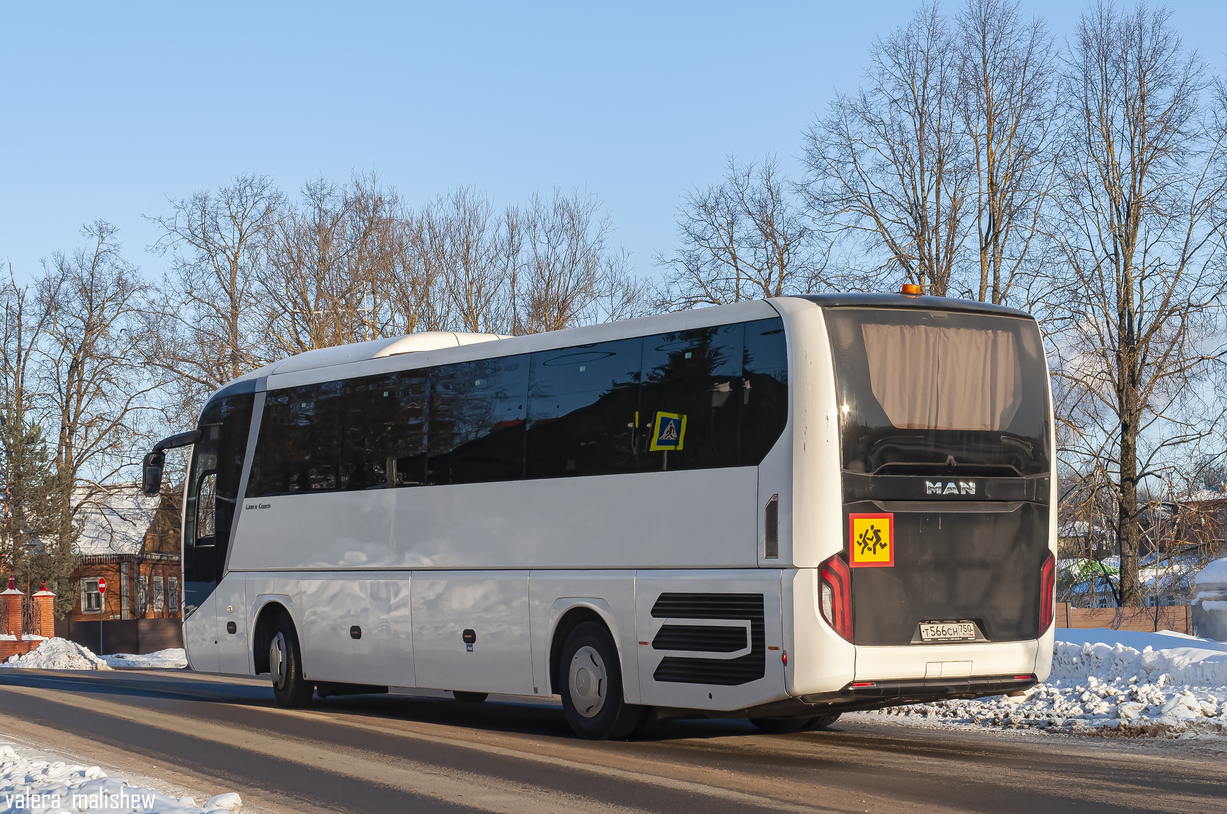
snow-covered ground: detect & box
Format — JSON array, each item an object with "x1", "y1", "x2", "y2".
[
  {"x1": 864, "y1": 628, "x2": 1227, "y2": 737},
  {"x1": 0, "y1": 639, "x2": 187, "y2": 671},
  {"x1": 0, "y1": 742, "x2": 240, "y2": 814},
  {"x1": 102, "y1": 649, "x2": 188, "y2": 670}
]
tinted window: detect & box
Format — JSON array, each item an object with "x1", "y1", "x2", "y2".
[
  {"x1": 428, "y1": 355, "x2": 529, "y2": 484},
  {"x1": 824, "y1": 308, "x2": 1049, "y2": 476},
  {"x1": 638, "y1": 324, "x2": 744, "y2": 471},
  {"x1": 527, "y1": 338, "x2": 642, "y2": 478},
  {"x1": 741, "y1": 319, "x2": 789, "y2": 464},
  {"x1": 249, "y1": 382, "x2": 344, "y2": 495},
  {"x1": 340, "y1": 370, "x2": 428, "y2": 490},
  {"x1": 186, "y1": 392, "x2": 253, "y2": 549},
  {"x1": 245, "y1": 318, "x2": 789, "y2": 496}
]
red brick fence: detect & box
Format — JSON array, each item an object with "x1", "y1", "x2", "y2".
[{"x1": 0, "y1": 578, "x2": 56, "y2": 661}]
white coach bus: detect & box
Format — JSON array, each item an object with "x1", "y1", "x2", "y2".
[{"x1": 143, "y1": 292, "x2": 1057, "y2": 739}]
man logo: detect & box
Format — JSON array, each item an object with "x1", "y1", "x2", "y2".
[{"x1": 925, "y1": 481, "x2": 976, "y2": 496}]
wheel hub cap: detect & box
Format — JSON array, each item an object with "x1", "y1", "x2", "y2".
[
  {"x1": 270, "y1": 632, "x2": 287, "y2": 689},
  {"x1": 568, "y1": 645, "x2": 607, "y2": 718}
]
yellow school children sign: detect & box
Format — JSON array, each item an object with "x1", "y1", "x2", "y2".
[{"x1": 849, "y1": 513, "x2": 894, "y2": 567}]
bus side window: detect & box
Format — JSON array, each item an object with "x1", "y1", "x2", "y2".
[
  {"x1": 639, "y1": 324, "x2": 743, "y2": 471},
  {"x1": 741, "y1": 319, "x2": 789, "y2": 465},
  {"x1": 249, "y1": 383, "x2": 344, "y2": 495},
  {"x1": 341, "y1": 370, "x2": 428, "y2": 490},
  {"x1": 526, "y1": 337, "x2": 642, "y2": 479},
  {"x1": 428, "y1": 355, "x2": 529, "y2": 485}
]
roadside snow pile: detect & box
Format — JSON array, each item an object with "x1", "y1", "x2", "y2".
[
  {"x1": 103, "y1": 649, "x2": 188, "y2": 670},
  {"x1": 0, "y1": 744, "x2": 240, "y2": 814},
  {"x1": 868, "y1": 628, "x2": 1227, "y2": 737},
  {"x1": 0, "y1": 638, "x2": 110, "y2": 671}
]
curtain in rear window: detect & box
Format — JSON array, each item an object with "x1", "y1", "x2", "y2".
[{"x1": 860, "y1": 323, "x2": 1023, "y2": 432}]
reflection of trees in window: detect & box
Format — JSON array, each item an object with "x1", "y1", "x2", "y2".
[
  {"x1": 527, "y1": 339, "x2": 642, "y2": 478},
  {"x1": 429, "y1": 356, "x2": 529, "y2": 484},
  {"x1": 254, "y1": 383, "x2": 343, "y2": 493},
  {"x1": 341, "y1": 371, "x2": 428, "y2": 489},
  {"x1": 741, "y1": 320, "x2": 789, "y2": 464},
  {"x1": 197, "y1": 473, "x2": 217, "y2": 539},
  {"x1": 640, "y1": 324, "x2": 743, "y2": 471},
  {"x1": 245, "y1": 317, "x2": 789, "y2": 494}
]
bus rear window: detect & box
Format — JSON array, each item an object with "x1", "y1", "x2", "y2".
[
  {"x1": 860, "y1": 322, "x2": 1022, "y2": 432},
  {"x1": 825, "y1": 308, "x2": 1049, "y2": 476}
]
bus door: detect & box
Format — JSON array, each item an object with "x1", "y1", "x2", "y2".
[{"x1": 183, "y1": 391, "x2": 254, "y2": 672}]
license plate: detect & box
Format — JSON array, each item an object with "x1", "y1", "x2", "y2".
[{"x1": 919, "y1": 622, "x2": 977, "y2": 642}]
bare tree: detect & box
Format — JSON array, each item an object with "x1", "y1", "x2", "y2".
[
  {"x1": 148, "y1": 173, "x2": 284, "y2": 409},
  {"x1": 386, "y1": 208, "x2": 451, "y2": 335},
  {"x1": 431, "y1": 186, "x2": 513, "y2": 335},
  {"x1": 1051, "y1": 1, "x2": 1227, "y2": 606},
  {"x1": 0, "y1": 265, "x2": 75, "y2": 598},
  {"x1": 658, "y1": 156, "x2": 824, "y2": 309},
  {"x1": 803, "y1": 2, "x2": 969, "y2": 295},
  {"x1": 344, "y1": 172, "x2": 402, "y2": 341},
  {"x1": 957, "y1": 0, "x2": 1058, "y2": 304},
  {"x1": 261, "y1": 178, "x2": 371, "y2": 355},
  {"x1": 37, "y1": 222, "x2": 155, "y2": 576},
  {"x1": 512, "y1": 189, "x2": 617, "y2": 334}
]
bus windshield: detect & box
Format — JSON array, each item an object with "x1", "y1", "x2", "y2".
[{"x1": 824, "y1": 307, "x2": 1049, "y2": 477}]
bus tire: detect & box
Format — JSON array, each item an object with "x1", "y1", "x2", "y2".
[
  {"x1": 269, "y1": 612, "x2": 313, "y2": 708},
  {"x1": 453, "y1": 691, "x2": 489, "y2": 704},
  {"x1": 749, "y1": 716, "x2": 816, "y2": 734},
  {"x1": 559, "y1": 622, "x2": 643, "y2": 740},
  {"x1": 808, "y1": 713, "x2": 841, "y2": 730}
]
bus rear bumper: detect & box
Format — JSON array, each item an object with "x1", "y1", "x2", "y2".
[
  {"x1": 664, "y1": 673, "x2": 1038, "y2": 722},
  {"x1": 793, "y1": 674, "x2": 1037, "y2": 713},
  {"x1": 854, "y1": 639, "x2": 1042, "y2": 683}
]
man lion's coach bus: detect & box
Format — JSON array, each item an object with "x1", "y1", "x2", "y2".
[{"x1": 143, "y1": 292, "x2": 1056, "y2": 739}]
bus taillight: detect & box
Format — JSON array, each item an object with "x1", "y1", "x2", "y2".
[
  {"x1": 1039, "y1": 553, "x2": 1056, "y2": 632},
  {"x1": 819, "y1": 555, "x2": 853, "y2": 641}
]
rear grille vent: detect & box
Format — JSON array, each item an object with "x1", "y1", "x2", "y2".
[
  {"x1": 650, "y1": 593, "x2": 765, "y2": 685},
  {"x1": 652, "y1": 624, "x2": 747, "y2": 652}
]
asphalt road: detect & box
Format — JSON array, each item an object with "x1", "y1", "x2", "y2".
[{"x1": 0, "y1": 669, "x2": 1222, "y2": 814}]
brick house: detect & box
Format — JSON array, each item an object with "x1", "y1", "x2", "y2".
[{"x1": 57, "y1": 485, "x2": 184, "y2": 654}]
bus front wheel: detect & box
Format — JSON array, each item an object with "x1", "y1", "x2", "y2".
[
  {"x1": 269, "y1": 612, "x2": 313, "y2": 708},
  {"x1": 558, "y1": 622, "x2": 644, "y2": 740}
]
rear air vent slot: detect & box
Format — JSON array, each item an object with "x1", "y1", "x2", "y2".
[
  {"x1": 764, "y1": 494, "x2": 779, "y2": 558},
  {"x1": 649, "y1": 593, "x2": 765, "y2": 685}
]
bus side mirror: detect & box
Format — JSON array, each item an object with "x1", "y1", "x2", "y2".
[{"x1": 142, "y1": 450, "x2": 165, "y2": 496}]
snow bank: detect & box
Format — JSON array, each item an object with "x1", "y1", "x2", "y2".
[
  {"x1": 103, "y1": 649, "x2": 188, "y2": 670},
  {"x1": 867, "y1": 628, "x2": 1227, "y2": 737},
  {"x1": 1194, "y1": 557, "x2": 1227, "y2": 586},
  {"x1": 0, "y1": 639, "x2": 111, "y2": 671},
  {"x1": 0, "y1": 744, "x2": 240, "y2": 814}
]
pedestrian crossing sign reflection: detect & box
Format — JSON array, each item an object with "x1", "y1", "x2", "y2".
[{"x1": 649, "y1": 411, "x2": 687, "y2": 451}]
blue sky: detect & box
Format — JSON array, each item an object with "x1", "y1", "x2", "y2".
[{"x1": 3, "y1": 1, "x2": 1226, "y2": 286}]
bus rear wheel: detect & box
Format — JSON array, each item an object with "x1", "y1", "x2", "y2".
[
  {"x1": 558, "y1": 622, "x2": 643, "y2": 740},
  {"x1": 809, "y1": 713, "x2": 841, "y2": 730},
  {"x1": 269, "y1": 612, "x2": 313, "y2": 708}
]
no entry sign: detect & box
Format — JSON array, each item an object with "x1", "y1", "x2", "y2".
[{"x1": 97, "y1": 577, "x2": 106, "y2": 595}]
